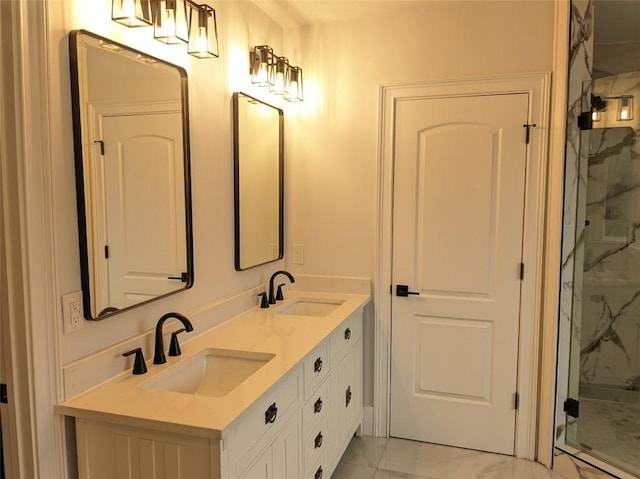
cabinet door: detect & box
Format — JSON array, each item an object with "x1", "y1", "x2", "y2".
[
  {"x1": 238, "y1": 447, "x2": 272, "y2": 479},
  {"x1": 328, "y1": 339, "x2": 363, "y2": 465},
  {"x1": 272, "y1": 413, "x2": 301, "y2": 479},
  {"x1": 238, "y1": 413, "x2": 300, "y2": 479},
  {"x1": 344, "y1": 340, "x2": 363, "y2": 428}
]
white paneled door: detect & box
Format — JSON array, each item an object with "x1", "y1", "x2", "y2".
[
  {"x1": 101, "y1": 111, "x2": 186, "y2": 310},
  {"x1": 390, "y1": 93, "x2": 529, "y2": 455}
]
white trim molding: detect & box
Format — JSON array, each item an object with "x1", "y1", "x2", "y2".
[
  {"x1": 375, "y1": 73, "x2": 551, "y2": 460},
  {"x1": 0, "y1": 1, "x2": 66, "y2": 478}
]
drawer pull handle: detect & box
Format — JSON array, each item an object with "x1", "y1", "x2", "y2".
[
  {"x1": 265, "y1": 403, "x2": 278, "y2": 424},
  {"x1": 345, "y1": 328, "x2": 351, "y2": 340},
  {"x1": 315, "y1": 466, "x2": 323, "y2": 479},
  {"x1": 314, "y1": 397, "x2": 323, "y2": 414},
  {"x1": 314, "y1": 357, "x2": 323, "y2": 373},
  {"x1": 345, "y1": 385, "x2": 352, "y2": 408},
  {"x1": 314, "y1": 431, "x2": 324, "y2": 448}
]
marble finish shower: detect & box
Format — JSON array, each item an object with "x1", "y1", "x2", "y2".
[{"x1": 556, "y1": 2, "x2": 640, "y2": 477}]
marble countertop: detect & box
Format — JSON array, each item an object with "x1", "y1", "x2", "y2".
[{"x1": 55, "y1": 291, "x2": 370, "y2": 439}]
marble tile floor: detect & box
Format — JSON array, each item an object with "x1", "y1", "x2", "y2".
[
  {"x1": 332, "y1": 436, "x2": 568, "y2": 479},
  {"x1": 570, "y1": 398, "x2": 640, "y2": 475}
]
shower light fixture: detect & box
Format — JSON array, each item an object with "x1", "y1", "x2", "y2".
[
  {"x1": 617, "y1": 95, "x2": 634, "y2": 121},
  {"x1": 111, "y1": 0, "x2": 219, "y2": 59}
]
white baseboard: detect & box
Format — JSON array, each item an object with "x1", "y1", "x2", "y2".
[{"x1": 362, "y1": 406, "x2": 375, "y2": 436}]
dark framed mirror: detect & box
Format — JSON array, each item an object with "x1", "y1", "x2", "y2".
[
  {"x1": 233, "y1": 92, "x2": 284, "y2": 270},
  {"x1": 69, "y1": 30, "x2": 193, "y2": 320}
]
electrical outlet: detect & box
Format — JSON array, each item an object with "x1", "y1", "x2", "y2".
[
  {"x1": 269, "y1": 243, "x2": 279, "y2": 259},
  {"x1": 292, "y1": 244, "x2": 304, "y2": 264},
  {"x1": 62, "y1": 291, "x2": 84, "y2": 334}
]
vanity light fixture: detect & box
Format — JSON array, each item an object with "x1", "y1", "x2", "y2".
[
  {"x1": 250, "y1": 45, "x2": 304, "y2": 101},
  {"x1": 285, "y1": 65, "x2": 303, "y2": 102},
  {"x1": 111, "y1": 0, "x2": 220, "y2": 59},
  {"x1": 154, "y1": 0, "x2": 189, "y2": 44},
  {"x1": 617, "y1": 95, "x2": 634, "y2": 121},
  {"x1": 187, "y1": 3, "x2": 219, "y2": 58},
  {"x1": 112, "y1": 0, "x2": 153, "y2": 27},
  {"x1": 251, "y1": 45, "x2": 274, "y2": 86},
  {"x1": 270, "y1": 56, "x2": 289, "y2": 95}
]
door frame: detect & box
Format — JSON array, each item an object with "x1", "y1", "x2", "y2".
[
  {"x1": 0, "y1": 1, "x2": 66, "y2": 477},
  {"x1": 375, "y1": 73, "x2": 551, "y2": 459}
]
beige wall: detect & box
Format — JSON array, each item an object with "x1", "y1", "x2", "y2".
[{"x1": 285, "y1": 1, "x2": 556, "y2": 279}]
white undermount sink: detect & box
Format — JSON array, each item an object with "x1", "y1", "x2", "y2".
[
  {"x1": 140, "y1": 348, "x2": 274, "y2": 397},
  {"x1": 275, "y1": 298, "x2": 345, "y2": 317}
]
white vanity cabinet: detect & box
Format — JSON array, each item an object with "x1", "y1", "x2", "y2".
[
  {"x1": 225, "y1": 308, "x2": 363, "y2": 479},
  {"x1": 69, "y1": 304, "x2": 366, "y2": 479}
]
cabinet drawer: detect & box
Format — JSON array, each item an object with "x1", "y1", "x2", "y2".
[
  {"x1": 330, "y1": 310, "x2": 362, "y2": 366},
  {"x1": 302, "y1": 378, "x2": 329, "y2": 437},
  {"x1": 303, "y1": 417, "x2": 328, "y2": 476},
  {"x1": 303, "y1": 341, "x2": 329, "y2": 400},
  {"x1": 228, "y1": 366, "x2": 301, "y2": 464}
]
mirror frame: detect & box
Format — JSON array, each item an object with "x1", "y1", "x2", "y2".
[
  {"x1": 232, "y1": 92, "x2": 284, "y2": 271},
  {"x1": 69, "y1": 30, "x2": 194, "y2": 320}
]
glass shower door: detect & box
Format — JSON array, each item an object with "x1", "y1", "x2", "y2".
[{"x1": 565, "y1": 76, "x2": 640, "y2": 477}]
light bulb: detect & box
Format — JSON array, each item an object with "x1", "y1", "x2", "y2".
[
  {"x1": 196, "y1": 26, "x2": 207, "y2": 57},
  {"x1": 617, "y1": 96, "x2": 634, "y2": 121},
  {"x1": 122, "y1": 0, "x2": 135, "y2": 18}
]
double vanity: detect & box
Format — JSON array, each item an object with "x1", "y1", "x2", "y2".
[{"x1": 57, "y1": 291, "x2": 369, "y2": 479}]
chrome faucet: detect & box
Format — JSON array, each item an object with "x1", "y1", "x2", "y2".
[
  {"x1": 268, "y1": 270, "x2": 295, "y2": 304},
  {"x1": 153, "y1": 312, "x2": 194, "y2": 364}
]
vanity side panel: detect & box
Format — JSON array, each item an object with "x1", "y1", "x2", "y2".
[{"x1": 76, "y1": 418, "x2": 216, "y2": 479}]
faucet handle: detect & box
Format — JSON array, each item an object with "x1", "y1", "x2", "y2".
[
  {"x1": 122, "y1": 348, "x2": 147, "y2": 375},
  {"x1": 168, "y1": 328, "x2": 187, "y2": 357},
  {"x1": 276, "y1": 283, "x2": 286, "y2": 301},
  {"x1": 258, "y1": 292, "x2": 269, "y2": 308}
]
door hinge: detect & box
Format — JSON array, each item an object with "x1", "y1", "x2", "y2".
[
  {"x1": 522, "y1": 123, "x2": 537, "y2": 144},
  {"x1": 94, "y1": 140, "x2": 105, "y2": 155},
  {"x1": 577, "y1": 112, "x2": 593, "y2": 131},
  {"x1": 167, "y1": 272, "x2": 190, "y2": 283},
  {"x1": 513, "y1": 392, "x2": 519, "y2": 410},
  {"x1": 564, "y1": 397, "x2": 580, "y2": 418},
  {"x1": 104, "y1": 245, "x2": 109, "y2": 259},
  {"x1": 0, "y1": 383, "x2": 7, "y2": 404},
  {"x1": 519, "y1": 263, "x2": 525, "y2": 280}
]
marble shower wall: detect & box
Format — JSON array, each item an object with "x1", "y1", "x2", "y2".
[{"x1": 555, "y1": 1, "x2": 640, "y2": 476}]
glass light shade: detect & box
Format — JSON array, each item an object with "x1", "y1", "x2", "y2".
[
  {"x1": 269, "y1": 56, "x2": 289, "y2": 95},
  {"x1": 617, "y1": 96, "x2": 634, "y2": 121},
  {"x1": 285, "y1": 66, "x2": 303, "y2": 102},
  {"x1": 188, "y1": 4, "x2": 219, "y2": 58},
  {"x1": 154, "y1": 0, "x2": 189, "y2": 44},
  {"x1": 591, "y1": 109, "x2": 601, "y2": 122},
  {"x1": 251, "y1": 46, "x2": 274, "y2": 86},
  {"x1": 112, "y1": 0, "x2": 153, "y2": 27}
]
